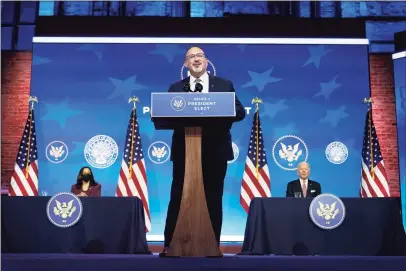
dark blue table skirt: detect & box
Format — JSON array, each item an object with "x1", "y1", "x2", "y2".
[
  {"x1": 2, "y1": 196, "x2": 151, "y2": 254},
  {"x1": 241, "y1": 197, "x2": 406, "y2": 256}
]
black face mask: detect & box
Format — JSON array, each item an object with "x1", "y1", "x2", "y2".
[{"x1": 82, "y1": 174, "x2": 91, "y2": 182}]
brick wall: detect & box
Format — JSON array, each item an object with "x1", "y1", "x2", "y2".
[
  {"x1": 1, "y1": 51, "x2": 32, "y2": 192},
  {"x1": 369, "y1": 54, "x2": 400, "y2": 196},
  {"x1": 0, "y1": 51, "x2": 401, "y2": 196}
]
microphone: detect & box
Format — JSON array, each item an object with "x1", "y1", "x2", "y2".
[
  {"x1": 183, "y1": 83, "x2": 191, "y2": 92},
  {"x1": 194, "y1": 82, "x2": 203, "y2": 92}
]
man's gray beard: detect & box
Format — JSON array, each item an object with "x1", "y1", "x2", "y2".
[{"x1": 192, "y1": 67, "x2": 203, "y2": 73}]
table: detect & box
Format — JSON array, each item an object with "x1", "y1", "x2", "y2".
[
  {"x1": 241, "y1": 197, "x2": 406, "y2": 256},
  {"x1": 1, "y1": 196, "x2": 151, "y2": 254}
]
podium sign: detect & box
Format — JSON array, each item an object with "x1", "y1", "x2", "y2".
[{"x1": 151, "y1": 92, "x2": 236, "y2": 118}]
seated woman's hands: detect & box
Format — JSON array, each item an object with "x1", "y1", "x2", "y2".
[{"x1": 78, "y1": 192, "x2": 88, "y2": 197}]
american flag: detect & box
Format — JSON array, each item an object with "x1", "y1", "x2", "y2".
[
  {"x1": 360, "y1": 109, "x2": 390, "y2": 197},
  {"x1": 9, "y1": 109, "x2": 39, "y2": 196},
  {"x1": 240, "y1": 110, "x2": 271, "y2": 213},
  {"x1": 115, "y1": 108, "x2": 151, "y2": 231}
]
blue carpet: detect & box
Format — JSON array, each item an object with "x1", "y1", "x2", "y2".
[{"x1": 2, "y1": 254, "x2": 406, "y2": 271}]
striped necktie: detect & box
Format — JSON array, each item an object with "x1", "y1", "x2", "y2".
[{"x1": 301, "y1": 181, "x2": 307, "y2": 197}]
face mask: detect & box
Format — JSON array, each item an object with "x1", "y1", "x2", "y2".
[{"x1": 82, "y1": 174, "x2": 91, "y2": 182}]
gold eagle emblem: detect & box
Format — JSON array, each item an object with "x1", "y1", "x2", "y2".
[
  {"x1": 53, "y1": 200, "x2": 76, "y2": 222},
  {"x1": 152, "y1": 145, "x2": 167, "y2": 160},
  {"x1": 316, "y1": 201, "x2": 339, "y2": 224}
]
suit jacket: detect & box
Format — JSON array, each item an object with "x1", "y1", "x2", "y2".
[
  {"x1": 71, "y1": 183, "x2": 101, "y2": 197},
  {"x1": 168, "y1": 75, "x2": 246, "y2": 161},
  {"x1": 285, "y1": 179, "x2": 321, "y2": 198}
]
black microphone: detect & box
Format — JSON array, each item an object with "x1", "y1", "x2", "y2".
[
  {"x1": 183, "y1": 83, "x2": 191, "y2": 92},
  {"x1": 195, "y1": 82, "x2": 203, "y2": 92}
]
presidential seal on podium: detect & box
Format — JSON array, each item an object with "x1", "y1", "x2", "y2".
[
  {"x1": 309, "y1": 193, "x2": 346, "y2": 230},
  {"x1": 46, "y1": 192, "x2": 83, "y2": 228}
]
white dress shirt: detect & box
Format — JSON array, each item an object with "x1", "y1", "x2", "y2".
[{"x1": 189, "y1": 72, "x2": 209, "y2": 93}]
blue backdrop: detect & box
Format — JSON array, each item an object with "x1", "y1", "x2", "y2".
[
  {"x1": 30, "y1": 38, "x2": 370, "y2": 240},
  {"x1": 393, "y1": 52, "x2": 406, "y2": 231}
]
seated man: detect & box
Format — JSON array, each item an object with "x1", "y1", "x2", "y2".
[{"x1": 286, "y1": 162, "x2": 321, "y2": 198}]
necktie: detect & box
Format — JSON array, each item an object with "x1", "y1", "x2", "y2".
[
  {"x1": 302, "y1": 181, "x2": 307, "y2": 197},
  {"x1": 194, "y1": 78, "x2": 203, "y2": 92}
]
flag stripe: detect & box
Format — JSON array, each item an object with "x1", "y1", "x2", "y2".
[
  {"x1": 376, "y1": 163, "x2": 390, "y2": 194},
  {"x1": 8, "y1": 185, "x2": 15, "y2": 196},
  {"x1": 362, "y1": 169, "x2": 377, "y2": 197},
  {"x1": 362, "y1": 161, "x2": 385, "y2": 197},
  {"x1": 115, "y1": 108, "x2": 151, "y2": 232},
  {"x1": 241, "y1": 176, "x2": 256, "y2": 199},
  {"x1": 11, "y1": 173, "x2": 26, "y2": 196},
  {"x1": 373, "y1": 169, "x2": 388, "y2": 197},
  {"x1": 9, "y1": 109, "x2": 39, "y2": 197},
  {"x1": 259, "y1": 167, "x2": 271, "y2": 196},
  {"x1": 27, "y1": 166, "x2": 38, "y2": 196},
  {"x1": 10, "y1": 174, "x2": 24, "y2": 196},
  {"x1": 244, "y1": 163, "x2": 267, "y2": 198},
  {"x1": 131, "y1": 163, "x2": 151, "y2": 221},
  {"x1": 116, "y1": 180, "x2": 124, "y2": 197},
  {"x1": 120, "y1": 163, "x2": 138, "y2": 196},
  {"x1": 360, "y1": 184, "x2": 368, "y2": 198},
  {"x1": 29, "y1": 162, "x2": 39, "y2": 192},
  {"x1": 119, "y1": 164, "x2": 132, "y2": 196},
  {"x1": 239, "y1": 193, "x2": 250, "y2": 213},
  {"x1": 133, "y1": 161, "x2": 149, "y2": 202},
  {"x1": 246, "y1": 159, "x2": 269, "y2": 197},
  {"x1": 361, "y1": 167, "x2": 374, "y2": 197},
  {"x1": 360, "y1": 109, "x2": 390, "y2": 198},
  {"x1": 240, "y1": 111, "x2": 271, "y2": 213},
  {"x1": 15, "y1": 164, "x2": 34, "y2": 196}
]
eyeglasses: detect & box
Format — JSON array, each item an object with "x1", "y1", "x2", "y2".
[{"x1": 186, "y1": 53, "x2": 205, "y2": 60}]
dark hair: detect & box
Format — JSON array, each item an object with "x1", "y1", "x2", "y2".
[
  {"x1": 75, "y1": 166, "x2": 97, "y2": 189},
  {"x1": 185, "y1": 45, "x2": 205, "y2": 58}
]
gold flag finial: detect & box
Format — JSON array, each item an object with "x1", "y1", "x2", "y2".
[
  {"x1": 251, "y1": 97, "x2": 263, "y2": 105},
  {"x1": 128, "y1": 96, "x2": 139, "y2": 108},
  {"x1": 363, "y1": 97, "x2": 373, "y2": 110},
  {"x1": 251, "y1": 97, "x2": 263, "y2": 112},
  {"x1": 363, "y1": 97, "x2": 373, "y2": 104},
  {"x1": 28, "y1": 96, "x2": 38, "y2": 109}
]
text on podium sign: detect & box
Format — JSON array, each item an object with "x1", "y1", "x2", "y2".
[{"x1": 151, "y1": 92, "x2": 236, "y2": 117}]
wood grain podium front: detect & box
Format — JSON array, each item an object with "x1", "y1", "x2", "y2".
[
  {"x1": 151, "y1": 92, "x2": 236, "y2": 257},
  {"x1": 166, "y1": 126, "x2": 222, "y2": 257},
  {"x1": 149, "y1": 123, "x2": 222, "y2": 257}
]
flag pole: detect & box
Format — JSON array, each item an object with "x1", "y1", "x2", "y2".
[
  {"x1": 128, "y1": 96, "x2": 139, "y2": 175},
  {"x1": 252, "y1": 97, "x2": 263, "y2": 180},
  {"x1": 363, "y1": 97, "x2": 375, "y2": 179},
  {"x1": 25, "y1": 96, "x2": 38, "y2": 178}
]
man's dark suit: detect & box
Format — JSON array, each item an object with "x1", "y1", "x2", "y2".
[
  {"x1": 285, "y1": 179, "x2": 321, "y2": 198},
  {"x1": 163, "y1": 75, "x2": 245, "y2": 248}
]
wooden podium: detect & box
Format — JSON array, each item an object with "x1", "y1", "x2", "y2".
[{"x1": 151, "y1": 92, "x2": 236, "y2": 257}]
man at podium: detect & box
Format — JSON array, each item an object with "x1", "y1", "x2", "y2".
[{"x1": 161, "y1": 46, "x2": 246, "y2": 255}]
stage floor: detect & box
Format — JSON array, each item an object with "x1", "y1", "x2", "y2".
[{"x1": 2, "y1": 254, "x2": 406, "y2": 271}]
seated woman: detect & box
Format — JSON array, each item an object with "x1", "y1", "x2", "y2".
[{"x1": 71, "y1": 166, "x2": 101, "y2": 197}]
